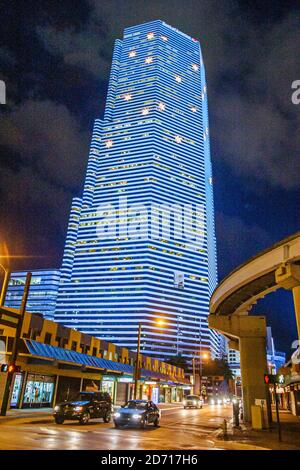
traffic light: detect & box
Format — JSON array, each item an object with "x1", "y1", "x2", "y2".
[
  {"x1": 264, "y1": 374, "x2": 276, "y2": 384},
  {"x1": 1, "y1": 364, "x2": 21, "y2": 373},
  {"x1": 264, "y1": 374, "x2": 284, "y2": 385}
]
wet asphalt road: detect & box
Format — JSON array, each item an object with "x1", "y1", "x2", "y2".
[{"x1": 0, "y1": 404, "x2": 233, "y2": 450}]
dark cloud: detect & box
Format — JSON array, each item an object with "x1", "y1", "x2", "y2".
[
  {"x1": 36, "y1": 25, "x2": 111, "y2": 77},
  {"x1": 34, "y1": 0, "x2": 300, "y2": 189},
  {"x1": 0, "y1": 99, "x2": 89, "y2": 188},
  {"x1": 0, "y1": 99, "x2": 90, "y2": 267}
]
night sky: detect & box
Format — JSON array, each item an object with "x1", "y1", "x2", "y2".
[{"x1": 0, "y1": 0, "x2": 299, "y2": 355}]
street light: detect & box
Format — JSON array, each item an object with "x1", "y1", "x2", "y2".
[{"x1": 133, "y1": 318, "x2": 166, "y2": 400}]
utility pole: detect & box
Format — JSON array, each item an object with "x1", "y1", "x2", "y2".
[
  {"x1": 192, "y1": 356, "x2": 196, "y2": 394},
  {"x1": 274, "y1": 382, "x2": 282, "y2": 442},
  {"x1": 0, "y1": 272, "x2": 32, "y2": 416},
  {"x1": 0, "y1": 266, "x2": 10, "y2": 307},
  {"x1": 133, "y1": 322, "x2": 142, "y2": 400},
  {"x1": 199, "y1": 316, "x2": 202, "y2": 395}
]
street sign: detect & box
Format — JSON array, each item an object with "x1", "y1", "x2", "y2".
[{"x1": 0, "y1": 309, "x2": 21, "y2": 329}]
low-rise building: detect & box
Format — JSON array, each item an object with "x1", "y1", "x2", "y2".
[{"x1": 0, "y1": 307, "x2": 190, "y2": 410}]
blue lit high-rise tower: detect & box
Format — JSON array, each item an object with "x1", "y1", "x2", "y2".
[{"x1": 55, "y1": 20, "x2": 219, "y2": 360}]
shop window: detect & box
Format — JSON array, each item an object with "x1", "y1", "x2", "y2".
[
  {"x1": 71, "y1": 341, "x2": 77, "y2": 351},
  {"x1": 92, "y1": 347, "x2": 98, "y2": 356},
  {"x1": 23, "y1": 374, "x2": 55, "y2": 407}
]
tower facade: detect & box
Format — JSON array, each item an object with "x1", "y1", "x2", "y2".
[{"x1": 55, "y1": 20, "x2": 219, "y2": 360}]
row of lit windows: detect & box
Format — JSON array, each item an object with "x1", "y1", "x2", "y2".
[
  {"x1": 100, "y1": 130, "x2": 200, "y2": 150},
  {"x1": 127, "y1": 48, "x2": 199, "y2": 73}
]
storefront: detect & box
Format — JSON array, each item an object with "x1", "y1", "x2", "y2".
[
  {"x1": 10, "y1": 373, "x2": 24, "y2": 408},
  {"x1": 11, "y1": 373, "x2": 56, "y2": 408},
  {"x1": 115, "y1": 377, "x2": 132, "y2": 404},
  {"x1": 101, "y1": 375, "x2": 116, "y2": 401}
]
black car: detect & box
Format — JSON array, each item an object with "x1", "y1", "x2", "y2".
[
  {"x1": 53, "y1": 391, "x2": 112, "y2": 425},
  {"x1": 113, "y1": 400, "x2": 160, "y2": 429}
]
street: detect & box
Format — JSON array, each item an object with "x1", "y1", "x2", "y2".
[{"x1": 0, "y1": 404, "x2": 235, "y2": 450}]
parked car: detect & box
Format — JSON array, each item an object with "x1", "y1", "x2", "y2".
[
  {"x1": 113, "y1": 400, "x2": 160, "y2": 428},
  {"x1": 183, "y1": 395, "x2": 204, "y2": 409},
  {"x1": 53, "y1": 391, "x2": 112, "y2": 425}
]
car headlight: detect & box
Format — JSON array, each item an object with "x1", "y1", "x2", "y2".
[
  {"x1": 193, "y1": 400, "x2": 197, "y2": 405},
  {"x1": 114, "y1": 412, "x2": 121, "y2": 418},
  {"x1": 217, "y1": 399, "x2": 222, "y2": 405},
  {"x1": 74, "y1": 406, "x2": 83, "y2": 412},
  {"x1": 54, "y1": 406, "x2": 60, "y2": 412},
  {"x1": 210, "y1": 399, "x2": 215, "y2": 405},
  {"x1": 132, "y1": 414, "x2": 141, "y2": 419}
]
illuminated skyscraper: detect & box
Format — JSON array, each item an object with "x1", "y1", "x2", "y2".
[{"x1": 55, "y1": 20, "x2": 219, "y2": 360}]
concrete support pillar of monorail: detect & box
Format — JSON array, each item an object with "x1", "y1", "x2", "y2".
[
  {"x1": 208, "y1": 315, "x2": 271, "y2": 423},
  {"x1": 292, "y1": 286, "x2": 300, "y2": 342},
  {"x1": 275, "y1": 263, "x2": 300, "y2": 341}
]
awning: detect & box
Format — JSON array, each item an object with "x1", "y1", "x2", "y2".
[
  {"x1": 23, "y1": 340, "x2": 189, "y2": 385},
  {"x1": 24, "y1": 339, "x2": 133, "y2": 375}
]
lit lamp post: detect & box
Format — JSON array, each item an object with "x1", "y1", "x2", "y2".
[
  {"x1": 133, "y1": 318, "x2": 165, "y2": 400},
  {"x1": 133, "y1": 322, "x2": 142, "y2": 400},
  {"x1": 199, "y1": 351, "x2": 209, "y2": 397}
]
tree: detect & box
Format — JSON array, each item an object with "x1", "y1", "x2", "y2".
[
  {"x1": 202, "y1": 359, "x2": 233, "y2": 382},
  {"x1": 166, "y1": 354, "x2": 188, "y2": 371}
]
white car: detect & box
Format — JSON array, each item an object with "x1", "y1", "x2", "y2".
[{"x1": 183, "y1": 395, "x2": 204, "y2": 409}]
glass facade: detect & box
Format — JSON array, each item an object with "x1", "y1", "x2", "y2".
[
  {"x1": 55, "y1": 20, "x2": 220, "y2": 361},
  {"x1": 5, "y1": 269, "x2": 61, "y2": 320},
  {"x1": 22, "y1": 374, "x2": 55, "y2": 407}
]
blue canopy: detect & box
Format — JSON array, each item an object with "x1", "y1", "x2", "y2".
[
  {"x1": 25, "y1": 339, "x2": 132, "y2": 374},
  {"x1": 24, "y1": 339, "x2": 187, "y2": 384}
]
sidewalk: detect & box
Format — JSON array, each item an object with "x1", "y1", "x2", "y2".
[
  {"x1": 0, "y1": 407, "x2": 53, "y2": 425},
  {"x1": 217, "y1": 409, "x2": 300, "y2": 450}
]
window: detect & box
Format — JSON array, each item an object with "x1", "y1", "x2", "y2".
[
  {"x1": 71, "y1": 341, "x2": 77, "y2": 351},
  {"x1": 147, "y1": 32, "x2": 154, "y2": 40},
  {"x1": 123, "y1": 93, "x2": 132, "y2": 101},
  {"x1": 105, "y1": 140, "x2": 113, "y2": 148},
  {"x1": 81, "y1": 344, "x2": 90, "y2": 354},
  {"x1": 44, "y1": 333, "x2": 52, "y2": 345},
  {"x1": 158, "y1": 102, "x2": 165, "y2": 111}
]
